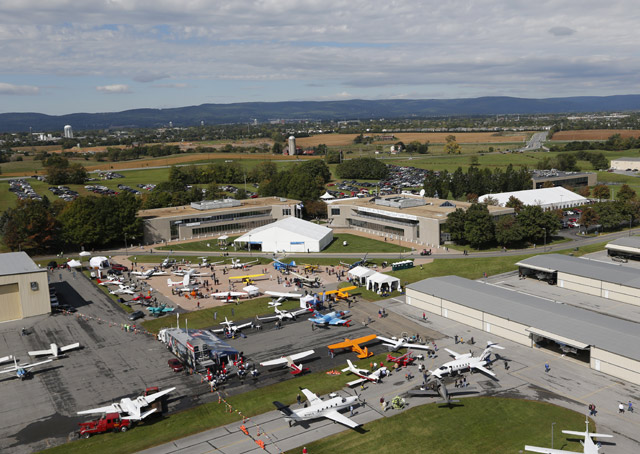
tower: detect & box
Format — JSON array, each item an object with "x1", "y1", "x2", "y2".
[
  {"x1": 63, "y1": 125, "x2": 73, "y2": 139},
  {"x1": 288, "y1": 135, "x2": 296, "y2": 156}
]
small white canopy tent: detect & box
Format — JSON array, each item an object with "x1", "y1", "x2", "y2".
[
  {"x1": 67, "y1": 259, "x2": 82, "y2": 268},
  {"x1": 79, "y1": 251, "x2": 91, "y2": 257},
  {"x1": 243, "y1": 285, "x2": 260, "y2": 297},
  {"x1": 320, "y1": 192, "x2": 335, "y2": 200},
  {"x1": 348, "y1": 266, "x2": 375, "y2": 285},
  {"x1": 89, "y1": 256, "x2": 110, "y2": 269},
  {"x1": 366, "y1": 272, "x2": 400, "y2": 293}
]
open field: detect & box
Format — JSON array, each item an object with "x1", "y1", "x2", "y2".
[
  {"x1": 285, "y1": 398, "x2": 592, "y2": 454},
  {"x1": 551, "y1": 129, "x2": 640, "y2": 141},
  {"x1": 296, "y1": 132, "x2": 530, "y2": 148}
]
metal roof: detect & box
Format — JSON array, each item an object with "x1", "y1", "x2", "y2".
[
  {"x1": 605, "y1": 236, "x2": 640, "y2": 253},
  {"x1": 235, "y1": 217, "x2": 332, "y2": 243},
  {"x1": 0, "y1": 252, "x2": 45, "y2": 276},
  {"x1": 407, "y1": 275, "x2": 640, "y2": 361},
  {"x1": 516, "y1": 254, "x2": 640, "y2": 289}
]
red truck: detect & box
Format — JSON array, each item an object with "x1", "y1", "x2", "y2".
[{"x1": 78, "y1": 412, "x2": 132, "y2": 438}]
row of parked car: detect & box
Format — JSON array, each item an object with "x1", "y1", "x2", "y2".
[
  {"x1": 8, "y1": 179, "x2": 42, "y2": 201},
  {"x1": 49, "y1": 186, "x2": 79, "y2": 201}
]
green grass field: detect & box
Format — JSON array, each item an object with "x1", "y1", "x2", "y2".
[
  {"x1": 322, "y1": 234, "x2": 411, "y2": 253},
  {"x1": 284, "y1": 398, "x2": 594, "y2": 454}
]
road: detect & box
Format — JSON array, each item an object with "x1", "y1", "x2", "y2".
[{"x1": 520, "y1": 131, "x2": 548, "y2": 151}]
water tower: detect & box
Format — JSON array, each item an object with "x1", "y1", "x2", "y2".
[
  {"x1": 288, "y1": 135, "x2": 296, "y2": 155},
  {"x1": 63, "y1": 125, "x2": 73, "y2": 139}
]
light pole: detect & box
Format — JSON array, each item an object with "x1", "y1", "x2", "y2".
[
  {"x1": 124, "y1": 233, "x2": 128, "y2": 256},
  {"x1": 630, "y1": 216, "x2": 633, "y2": 236},
  {"x1": 551, "y1": 422, "x2": 556, "y2": 449},
  {"x1": 543, "y1": 227, "x2": 547, "y2": 252},
  {"x1": 248, "y1": 235, "x2": 252, "y2": 256}
]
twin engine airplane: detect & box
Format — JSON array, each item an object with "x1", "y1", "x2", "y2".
[
  {"x1": 309, "y1": 310, "x2": 351, "y2": 327},
  {"x1": 525, "y1": 420, "x2": 613, "y2": 454},
  {"x1": 211, "y1": 317, "x2": 253, "y2": 335},
  {"x1": 430, "y1": 341, "x2": 504, "y2": 379},
  {"x1": 131, "y1": 269, "x2": 168, "y2": 279},
  {"x1": 377, "y1": 335, "x2": 433, "y2": 353},
  {"x1": 260, "y1": 350, "x2": 315, "y2": 375},
  {"x1": 78, "y1": 387, "x2": 175, "y2": 421},
  {"x1": 328, "y1": 334, "x2": 377, "y2": 359},
  {"x1": 341, "y1": 359, "x2": 387, "y2": 387},
  {"x1": 257, "y1": 306, "x2": 312, "y2": 323},
  {"x1": 273, "y1": 387, "x2": 361, "y2": 429},
  {"x1": 408, "y1": 376, "x2": 478, "y2": 406}
]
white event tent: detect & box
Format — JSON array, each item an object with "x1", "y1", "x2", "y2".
[
  {"x1": 234, "y1": 217, "x2": 333, "y2": 253},
  {"x1": 479, "y1": 187, "x2": 587, "y2": 211},
  {"x1": 366, "y1": 272, "x2": 401, "y2": 293},
  {"x1": 348, "y1": 266, "x2": 375, "y2": 285}
]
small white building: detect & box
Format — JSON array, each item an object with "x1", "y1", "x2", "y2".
[
  {"x1": 479, "y1": 187, "x2": 587, "y2": 211},
  {"x1": 234, "y1": 217, "x2": 333, "y2": 253},
  {"x1": 610, "y1": 157, "x2": 640, "y2": 171}
]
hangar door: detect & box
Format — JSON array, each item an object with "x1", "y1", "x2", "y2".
[
  {"x1": 0, "y1": 283, "x2": 22, "y2": 322},
  {"x1": 289, "y1": 241, "x2": 305, "y2": 253}
]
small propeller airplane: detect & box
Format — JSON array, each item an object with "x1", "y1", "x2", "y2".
[
  {"x1": 167, "y1": 272, "x2": 193, "y2": 287},
  {"x1": 109, "y1": 284, "x2": 137, "y2": 295},
  {"x1": 228, "y1": 273, "x2": 266, "y2": 285},
  {"x1": 328, "y1": 334, "x2": 377, "y2": 359},
  {"x1": 77, "y1": 387, "x2": 176, "y2": 421},
  {"x1": 96, "y1": 277, "x2": 124, "y2": 286},
  {"x1": 340, "y1": 253, "x2": 369, "y2": 270},
  {"x1": 408, "y1": 376, "x2": 478, "y2": 406},
  {"x1": 147, "y1": 305, "x2": 175, "y2": 316},
  {"x1": 260, "y1": 350, "x2": 315, "y2": 375},
  {"x1": 341, "y1": 359, "x2": 388, "y2": 387},
  {"x1": 377, "y1": 335, "x2": 433, "y2": 352},
  {"x1": 273, "y1": 259, "x2": 296, "y2": 271},
  {"x1": 309, "y1": 310, "x2": 351, "y2": 327},
  {"x1": 273, "y1": 388, "x2": 361, "y2": 428},
  {"x1": 257, "y1": 306, "x2": 312, "y2": 322},
  {"x1": 0, "y1": 357, "x2": 53, "y2": 380},
  {"x1": 430, "y1": 341, "x2": 504, "y2": 379},
  {"x1": 525, "y1": 419, "x2": 613, "y2": 454},
  {"x1": 211, "y1": 317, "x2": 253, "y2": 335},
  {"x1": 318, "y1": 286, "x2": 358, "y2": 301},
  {"x1": 264, "y1": 291, "x2": 303, "y2": 306},
  {"x1": 290, "y1": 271, "x2": 322, "y2": 288},
  {"x1": 211, "y1": 291, "x2": 249, "y2": 300},
  {"x1": 171, "y1": 269, "x2": 210, "y2": 277},
  {"x1": 197, "y1": 257, "x2": 224, "y2": 267},
  {"x1": 131, "y1": 269, "x2": 168, "y2": 279},
  {"x1": 301, "y1": 263, "x2": 319, "y2": 272},
  {"x1": 132, "y1": 293, "x2": 152, "y2": 302},
  {"x1": 387, "y1": 351, "x2": 416, "y2": 367},
  {"x1": 229, "y1": 258, "x2": 259, "y2": 269},
  {"x1": 28, "y1": 342, "x2": 81, "y2": 358}
]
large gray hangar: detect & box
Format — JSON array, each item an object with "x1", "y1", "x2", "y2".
[{"x1": 406, "y1": 275, "x2": 640, "y2": 385}]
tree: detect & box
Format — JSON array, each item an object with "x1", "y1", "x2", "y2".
[
  {"x1": 555, "y1": 153, "x2": 579, "y2": 171},
  {"x1": 616, "y1": 184, "x2": 637, "y2": 202},
  {"x1": 205, "y1": 183, "x2": 223, "y2": 199},
  {"x1": 1, "y1": 199, "x2": 60, "y2": 253},
  {"x1": 325, "y1": 150, "x2": 342, "y2": 164},
  {"x1": 464, "y1": 203, "x2": 495, "y2": 248},
  {"x1": 577, "y1": 186, "x2": 591, "y2": 198},
  {"x1": 335, "y1": 157, "x2": 388, "y2": 180},
  {"x1": 580, "y1": 207, "x2": 599, "y2": 231},
  {"x1": 495, "y1": 215, "x2": 523, "y2": 246},
  {"x1": 272, "y1": 142, "x2": 283, "y2": 155},
  {"x1": 469, "y1": 156, "x2": 479, "y2": 167},
  {"x1": 592, "y1": 184, "x2": 611, "y2": 201},
  {"x1": 445, "y1": 208, "x2": 467, "y2": 243},
  {"x1": 482, "y1": 196, "x2": 499, "y2": 206},
  {"x1": 516, "y1": 205, "x2": 558, "y2": 244},
  {"x1": 444, "y1": 135, "x2": 461, "y2": 154},
  {"x1": 505, "y1": 196, "x2": 524, "y2": 213},
  {"x1": 592, "y1": 202, "x2": 626, "y2": 231},
  {"x1": 235, "y1": 188, "x2": 248, "y2": 200}
]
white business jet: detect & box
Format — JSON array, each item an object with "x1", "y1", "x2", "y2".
[
  {"x1": 273, "y1": 388, "x2": 361, "y2": 428},
  {"x1": 429, "y1": 341, "x2": 504, "y2": 379},
  {"x1": 377, "y1": 335, "x2": 433, "y2": 352},
  {"x1": 341, "y1": 359, "x2": 387, "y2": 387},
  {"x1": 28, "y1": 342, "x2": 81, "y2": 358},
  {"x1": 260, "y1": 350, "x2": 315, "y2": 375},
  {"x1": 525, "y1": 419, "x2": 613, "y2": 454},
  {"x1": 78, "y1": 387, "x2": 176, "y2": 421},
  {"x1": 131, "y1": 269, "x2": 167, "y2": 279}
]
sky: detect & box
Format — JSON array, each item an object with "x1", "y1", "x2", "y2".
[{"x1": 0, "y1": 0, "x2": 638, "y2": 115}]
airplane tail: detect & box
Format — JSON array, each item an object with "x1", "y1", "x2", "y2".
[
  {"x1": 273, "y1": 401, "x2": 294, "y2": 416},
  {"x1": 356, "y1": 347, "x2": 372, "y2": 359},
  {"x1": 342, "y1": 359, "x2": 356, "y2": 372},
  {"x1": 344, "y1": 320, "x2": 352, "y2": 327}
]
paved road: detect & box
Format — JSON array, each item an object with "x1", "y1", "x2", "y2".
[{"x1": 520, "y1": 131, "x2": 548, "y2": 151}]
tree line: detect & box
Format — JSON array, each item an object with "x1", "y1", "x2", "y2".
[
  {"x1": 549, "y1": 134, "x2": 640, "y2": 152},
  {"x1": 335, "y1": 157, "x2": 389, "y2": 180}
]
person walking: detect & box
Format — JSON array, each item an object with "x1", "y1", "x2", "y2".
[
  {"x1": 349, "y1": 405, "x2": 354, "y2": 416},
  {"x1": 380, "y1": 396, "x2": 385, "y2": 411},
  {"x1": 628, "y1": 401, "x2": 633, "y2": 413},
  {"x1": 545, "y1": 362, "x2": 550, "y2": 373},
  {"x1": 619, "y1": 402, "x2": 625, "y2": 414}
]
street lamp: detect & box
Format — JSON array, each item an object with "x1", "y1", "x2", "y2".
[
  {"x1": 543, "y1": 228, "x2": 547, "y2": 252},
  {"x1": 124, "y1": 233, "x2": 128, "y2": 256},
  {"x1": 551, "y1": 422, "x2": 556, "y2": 449},
  {"x1": 630, "y1": 216, "x2": 633, "y2": 236}
]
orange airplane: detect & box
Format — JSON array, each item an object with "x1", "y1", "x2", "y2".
[
  {"x1": 319, "y1": 285, "x2": 358, "y2": 300},
  {"x1": 327, "y1": 334, "x2": 377, "y2": 359}
]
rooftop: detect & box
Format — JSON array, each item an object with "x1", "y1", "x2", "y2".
[
  {"x1": 605, "y1": 236, "x2": 640, "y2": 252},
  {"x1": 479, "y1": 187, "x2": 587, "y2": 207},
  {"x1": 531, "y1": 169, "x2": 594, "y2": 180},
  {"x1": 408, "y1": 275, "x2": 640, "y2": 361},
  {"x1": 611, "y1": 157, "x2": 640, "y2": 162},
  {"x1": 516, "y1": 254, "x2": 640, "y2": 289},
  {"x1": 236, "y1": 217, "x2": 332, "y2": 242},
  {"x1": 0, "y1": 252, "x2": 45, "y2": 276},
  {"x1": 138, "y1": 197, "x2": 300, "y2": 219}
]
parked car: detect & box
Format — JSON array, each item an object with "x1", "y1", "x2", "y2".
[
  {"x1": 168, "y1": 358, "x2": 184, "y2": 372},
  {"x1": 110, "y1": 262, "x2": 129, "y2": 272},
  {"x1": 128, "y1": 310, "x2": 144, "y2": 321}
]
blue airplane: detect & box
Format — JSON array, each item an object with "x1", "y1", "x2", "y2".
[
  {"x1": 309, "y1": 310, "x2": 352, "y2": 327},
  {"x1": 147, "y1": 305, "x2": 175, "y2": 316},
  {"x1": 273, "y1": 259, "x2": 296, "y2": 271}
]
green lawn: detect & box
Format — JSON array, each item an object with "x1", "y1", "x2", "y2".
[
  {"x1": 322, "y1": 234, "x2": 411, "y2": 253},
  {"x1": 285, "y1": 398, "x2": 594, "y2": 454},
  {"x1": 445, "y1": 235, "x2": 571, "y2": 253}
]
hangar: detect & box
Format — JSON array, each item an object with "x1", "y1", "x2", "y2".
[
  {"x1": 516, "y1": 254, "x2": 640, "y2": 307},
  {"x1": 0, "y1": 252, "x2": 50, "y2": 322},
  {"x1": 605, "y1": 236, "x2": 640, "y2": 260},
  {"x1": 406, "y1": 275, "x2": 640, "y2": 385},
  {"x1": 234, "y1": 217, "x2": 333, "y2": 253}
]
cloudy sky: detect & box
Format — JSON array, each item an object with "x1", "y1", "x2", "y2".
[{"x1": 0, "y1": 0, "x2": 637, "y2": 115}]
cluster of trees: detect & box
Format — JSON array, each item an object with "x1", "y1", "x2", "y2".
[
  {"x1": 549, "y1": 134, "x2": 640, "y2": 152},
  {"x1": 45, "y1": 156, "x2": 88, "y2": 185},
  {"x1": 94, "y1": 144, "x2": 181, "y2": 162},
  {"x1": 335, "y1": 157, "x2": 389, "y2": 180},
  {"x1": 168, "y1": 162, "x2": 247, "y2": 185},
  {"x1": 445, "y1": 203, "x2": 559, "y2": 249},
  {"x1": 0, "y1": 193, "x2": 142, "y2": 253},
  {"x1": 259, "y1": 160, "x2": 331, "y2": 201},
  {"x1": 444, "y1": 135, "x2": 461, "y2": 154},
  {"x1": 423, "y1": 165, "x2": 531, "y2": 200},
  {"x1": 536, "y1": 151, "x2": 608, "y2": 171}
]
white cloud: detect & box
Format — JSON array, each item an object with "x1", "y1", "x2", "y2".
[
  {"x1": 549, "y1": 26, "x2": 576, "y2": 37},
  {"x1": 96, "y1": 84, "x2": 131, "y2": 93},
  {"x1": 0, "y1": 82, "x2": 39, "y2": 95},
  {"x1": 152, "y1": 82, "x2": 188, "y2": 88}
]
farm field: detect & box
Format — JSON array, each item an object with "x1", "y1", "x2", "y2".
[{"x1": 551, "y1": 129, "x2": 640, "y2": 141}]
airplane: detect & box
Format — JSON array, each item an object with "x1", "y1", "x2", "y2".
[
  {"x1": 429, "y1": 341, "x2": 504, "y2": 379},
  {"x1": 147, "y1": 305, "x2": 175, "y2": 316},
  {"x1": 341, "y1": 359, "x2": 388, "y2": 386},
  {"x1": 260, "y1": 350, "x2": 315, "y2": 375},
  {"x1": 109, "y1": 284, "x2": 136, "y2": 295},
  {"x1": 377, "y1": 335, "x2": 433, "y2": 352},
  {"x1": 290, "y1": 271, "x2": 322, "y2": 288},
  {"x1": 197, "y1": 257, "x2": 224, "y2": 267},
  {"x1": 211, "y1": 317, "x2": 253, "y2": 335},
  {"x1": 211, "y1": 291, "x2": 249, "y2": 300},
  {"x1": 131, "y1": 269, "x2": 168, "y2": 279},
  {"x1": 167, "y1": 273, "x2": 192, "y2": 287},
  {"x1": 28, "y1": 342, "x2": 81, "y2": 358},
  {"x1": 273, "y1": 387, "x2": 361, "y2": 429},
  {"x1": 132, "y1": 293, "x2": 152, "y2": 302},
  {"x1": 525, "y1": 419, "x2": 613, "y2": 454},
  {"x1": 301, "y1": 263, "x2": 319, "y2": 272},
  {"x1": 171, "y1": 269, "x2": 210, "y2": 277},
  {"x1": 257, "y1": 306, "x2": 312, "y2": 322},
  {"x1": 228, "y1": 273, "x2": 266, "y2": 285},
  {"x1": 78, "y1": 387, "x2": 176, "y2": 421},
  {"x1": 229, "y1": 258, "x2": 259, "y2": 269},
  {"x1": 327, "y1": 334, "x2": 378, "y2": 359},
  {"x1": 408, "y1": 376, "x2": 478, "y2": 406},
  {"x1": 387, "y1": 351, "x2": 416, "y2": 367},
  {"x1": 0, "y1": 357, "x2": 53, "y2": 380},
  {"x1": 318, "y1": 286, "x2": 358, "y2": 301},
  {"x1": 309, "y1": 310, "x2": 351, "y2": 327},
  {"x1": 264, "y1": 291, "x2": 303, "y2": 306},
  {"x1": 340, "y1": 253, "x2": 369, "y2": 270},
  {"x1": 96, "y1": 277, "x2": 124, "y2": 286},
  {"x1": 273, "y1": 259, "x2": 296, "y2": 271}
]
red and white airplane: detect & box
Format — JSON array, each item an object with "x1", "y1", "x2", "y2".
[
  {"x1": 377, "y1": 335, "x2": 433, "y2": 352},
  {"x1": 96, "y1": 277, "x2": 124, "y2": 286},
  {"x1": 430, "y1": 341, "x2": 504, "y2": 379},
  {"x1": 211, "y1": 291, "x2": 248, "y2": 300},
  {"x1": 341, "y1": 359, "x2": 387, "y2": 386},
  {"x1": 78, "y1": 387, "x2": 176, "y2": 421},
  {"x1": 260, "y1": 350, "x2": 315, "y2": 375},
  {"x1": 387, "y1": 351, "x2": 416, "y2": 367}
]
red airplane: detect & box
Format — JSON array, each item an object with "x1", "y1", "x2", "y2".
[
  {"x1": 387, "y1": 351, "x2": 416, "y2": 367},
  {"x1": 132, "y1": 294, "x2": 152, "y2": 301}
]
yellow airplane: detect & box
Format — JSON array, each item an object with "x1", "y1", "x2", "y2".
[
  {"x1": 229, "y1": 273, "x2": 266, "y2": 285},
  {"x1": 319, "y1": 286, "x2": 357, "y2": 300},
  {"x1": 302, "y1": 263, "x2": 319, "y2": 271},
  {"x1": 328, "y1": 334, "x2": 377, "y2": 359}
]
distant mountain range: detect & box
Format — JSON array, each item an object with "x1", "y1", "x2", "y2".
[{"x1": 2, "y1": 95, "x2": 640, "y2": 133}]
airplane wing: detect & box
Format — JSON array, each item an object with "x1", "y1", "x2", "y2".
[
  {"x1": 256, "y1": 314, "x2": 279, "y2": 322},
  {"x1": 403, "y1": 342, "x2": 432, "y2": 351},
  {"x1": 346, "y1": 377, "x2": 367, "y2": 387},
  {"x1": 562, "y1": 430, "x2": 612, "y2": 438},
  {"x1": 324, "y1": 410, "x2": 361, "y2": 428},
  {"x1": 327, "y1": 339, "x2": 355, "y2": 349},
  {"x1": 472, "y1": 364, "x2": 496, "y2": 377},
  {"x1": 139, "y1": 387, "x2": 175, "y2": 405},
  {"x1": 77, "y1": 404, "x2": 121, "y2": 415},
  {"x1": 28, "y1": 348, "x2": 53, "y2": 357},
  {"x1": 524, "y1": 446, "x2": 576, "y2": 454},
  {"x1": 260, "y1": 356, "x2": 289, "y2": 367},
  {"x1": 300, "y1": 388, "x2": 322, "y2": 405},
  {"x1": 291, "y1": 307, "x2": 312, "y2": 317},
  {"x1": 329, "y1": 318, "x2": 349, "y2": 325},
  {"x1": 211, "y1": 328, "x2": 225, "y2": 334},
  {"x1": 289, "y1": 350, "x2": 315, "y2": 361},
  {"x1": 265, "y1": 291, "x2": 303, "y2": 298},
  {"x1": 444, "y1": 348, "x2": 467, "y2": 359},
  {"x1": 236, "y1": 321, "x2": 253, "y2": 330},
  {"x1": 338, "y1": 286, "x2": 357, "y2": 293}
]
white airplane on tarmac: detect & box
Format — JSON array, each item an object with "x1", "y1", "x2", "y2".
[
  {"x1": 273, "y1": 387, "x2": 361, "y2": 428},
  {"x1": 429, "y1": 341, "x2": 504, "y2": 379},
  {"x1": 260, "y1": 350, "x2": 315, "y2": 375},
  {"x1": 211, "y1": 291, "x2": 248, "y2": 300},
  {"x1": 290, "y1": 271, "x2": 321, "y2": 288},
  {"x1": 172, "y1": 269, "x2": 210, "y2": 277},
  {"x1": 0, "y1": 357, "x2": 53, "y2": 380},
  {"x1": 257, "y1": 306, "x2": 311, "y2": 322},
  {"x1": 131, "y1": 269, "x2": 167, "y2": 279},
  {"x1": 525, "y1": 419, "x2": 613, "y2": 454},
  {"x1": 229, "y1": 258, "x2": 259, "y2": 269},
  {"x1": 341, "y1": 359, "x2": 387, "y2": 387},
  {"x1": 109, "y1": 284, "x2": 137, "y2": 295},
  {"x1": 211, "y1": 317, "x2": 252, "y2": 335},
  {"x1": 264, "y1": 291, "x2": 303, "y2": 306},
  {"x1": 78, "y1": 387, "x2": 176, "y2": 421},
  {"x1": 28, "y1": 342, "x2": 81, "y2": 358},
  {"x1": 377, "y1": 335, "x2": 433, "y2": 352}
]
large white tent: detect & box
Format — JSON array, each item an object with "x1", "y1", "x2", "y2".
[
  {"x1": 366, "y1": 272, "x2": 401, "y2": 293},
  {"x1": 234, "y1": 217, "x2": 333, "y2": 253},
  {"x1": 348, "y1": 266, "x2": 375, "y2": 285},
  {"x1": 479, "y1": 187, "x2": 587, "y2": 211}
]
